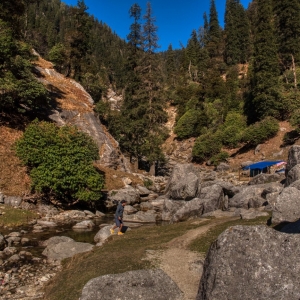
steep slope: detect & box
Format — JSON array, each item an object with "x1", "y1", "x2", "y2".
[
  {"x1": 32, "y1": 52, "x2": 131, "y2": 172},
  {"x1": 162, "y1": 103, "x2": 297, "y2": 170}
]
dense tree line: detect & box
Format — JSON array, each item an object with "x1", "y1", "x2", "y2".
[{"x1": 2, "y1": 0, "x2": 300, "y2": 170}]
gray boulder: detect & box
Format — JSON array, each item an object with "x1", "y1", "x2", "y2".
[
  {"x1": 136, "y1": 185, "x2": 151, "y2": 196},
  {"x1": 229, "y1": 183, "x2": 281, "y2": 209},
  {"x1": 197, "y1": 185, "x2": 224, "y2": 214},
  {"x1": 285, "y1": 145, "x2": 300, "y2": 175},
  {"x1": 272, "y1": 187, "x2": 300, "y2": 224},
  {"x1": 248, "y1": 173, "x2": 283, "y2": 185},
  {"x1": 165, "y1": 164, "x2": 200, "y2": 200},
  {"x1": 37, "y1": 220, "x2": 57, "y2": 227},
  {"x1": 285, "y1": 164, "x2": 300, "y2": 186},
  {"x1": 124, "y1": 205, "x2": 138, "y2": 215},
  {"x1": 197, "y1": 225, "x2": 300, "y2": 300},
  {"x1": 171, "y1": 198, "x2": 204, "y2": 222},
  {"x1": 215, "y1": 163, "x2": 230, "y2": 172},
  {"x1": 94, "y1": 226, "x2": 111, "y2": 245},
  {"x1": 289, "y1": 179, "x2": 300, "y2": 190},
  {"x1": 72, "y1": 220, "x2": 95, "y2": 230},
  {"x1": 42, "y1": 240, "x2": 94, "y2": 262},
  {"x1": 4, "y1": 196, "x2": 22, "y2": 207},
  {"x1": 108, "y1": 186, "x2": 140, "y2": 206},
  {"x1": 150, "y1": 196, "x2": 169, "y2": 211},
  {"x1": 239, "y1": 209, "x2": 269, "y2": 220},
  {"x1": 139, "y1": 202, "x2": 153, "y2": 211},
  {"x1": 161, "y1": 199, "x2": 185, "y2": 221},
  {"x1": 80, "y1": 269, "x2": 183, "y2": 300},
  {"x1": 40, "y1": 236, "x2": 74, "y2": 247},
  {"x1": 199, "y1": 181, "x2": 240, "y2": 198},
  {"x1": 124, "y1": 210, "x2": 157, "y2": 223}
]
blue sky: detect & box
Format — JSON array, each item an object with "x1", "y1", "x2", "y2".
[{"x1": 62, "y1": 0, "x2": 252, "y2": 51}]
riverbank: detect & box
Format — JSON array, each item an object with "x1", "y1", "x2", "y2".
[{"x1": 43, "y1": 214, "x2": 270, "y2": 300}]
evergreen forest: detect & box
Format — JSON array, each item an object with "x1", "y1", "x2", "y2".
[{"x1": 2, "y1": 0, "x2": 300, "y2": 170}]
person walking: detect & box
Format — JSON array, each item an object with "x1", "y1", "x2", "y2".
[{"x1": 110, "y1": 200, "x2": 127, "y2": 235}]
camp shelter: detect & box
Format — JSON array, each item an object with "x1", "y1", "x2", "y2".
[{"x1": 241, "y1": 160, "x2": 286, "y2": 177}]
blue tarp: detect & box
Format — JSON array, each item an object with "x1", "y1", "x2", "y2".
[{"x1": 242, "y1": 160, "x2": 284, "y2": 171}]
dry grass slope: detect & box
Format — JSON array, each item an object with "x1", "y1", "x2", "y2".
[{"x1": 0, "y1": 126, "x2": 31, "y2": 196}]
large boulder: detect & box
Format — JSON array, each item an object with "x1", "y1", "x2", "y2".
[
  {"x1": 197, "y1": 185, "x2": 224, "y2": 214},
  {"x1": 285, "y1": 145, "x2": 300, "y2": 175},
  {"x1": 40, "y1": 236, "x2": 74, "y2": 247},
  {"x1": 124, "y1": 210, "x2": 157, "y2": 223},
  {"x1": 272, "y1": 187, "x2": 300, "y2": 224},
  {"x1": 79, "y1": 269, "x2": 183, "y2": 300},
  {"x1": 171, "y1": 198, "x2": 204, "y2": 222},
  {"x1": 42, "y1": 238, "x2": 94, "y2": 262},
  {"x1": 4, "y1": 196, "x2": 22, "y2": 207},
  {"x1": 248, "y1": 173, "x2": 283, "y2": 185},
  {"x1": 229, "y1": 183, "x2": 281, "y2": 209},
  {"x1": 94, "y1": 226, "x2": 111, "y2": 245},
  {"x1": 107, "y1": 186, "x2": 140, "y2": 206},
  {"x1": 285, "y1": 164, "x2": 300, "y2": 187},
  {"x1": 165, "y1": 164, "x2": 200, "y2": 200},
  {"x1": 72, "y1": 220, "x2": 95, "y2": 230},
  {"x1": 170, "y1": 184, "x2": 224, "y2": 222},
  {"x1": 196, "y1": 225, "x2": 300, "y2": 300},
  {"x1": 161, "y1": 199, "x2": 185, "y2": 221},
  {"x1": 199, "y1": 181, "x2": 240, "y2": 197}
]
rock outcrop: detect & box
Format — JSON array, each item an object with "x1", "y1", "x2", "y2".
[
  {"x1": 33, "y1": 54, "x2": 129, "y2": 171},
  {"x1": 80, "y1": 269, "x2": 184, "y2": 300},
  {"x1": 197, "y1": 225, "x2": 300, "y2": 300},
  {"x1": 271, "y1": 187, "x2": 300, "y2": 224},
  {"x1": 42, "y1": 236, "x2": 94, "y2": 262},
  {"x1": 165, "y1": 164, "x2": 201, "y2": 200}
]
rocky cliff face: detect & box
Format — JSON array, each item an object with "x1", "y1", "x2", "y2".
[{"x1": 32, "y1": 53, "x2": 130, "y2": 172}]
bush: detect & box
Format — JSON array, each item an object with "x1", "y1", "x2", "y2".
[
  {"x1": 174, "y1": 109, "x2": 207, "y2": 139},
  {"x1": 192, "y1": 133, "x2": 222, "y2": 163},
  {"x1": 15, "y1": 120, "x2": 104, "y2": 203},
  {"x1": 242, "y1": 117, "x2": 279, "y2": 146},
  {"x1": 210, "y1": 151, "x2": 230, "y2": 166},
  {"x1": 290, "y1": 109, "x2": 300, "y2": 132},
  {"x1": 219, "y1": 112, "x2": 247, "y2": 148}
]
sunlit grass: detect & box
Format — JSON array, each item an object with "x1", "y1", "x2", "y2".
[{"x1": 0, "y1": 204, "x2": 38, "y2": 227}]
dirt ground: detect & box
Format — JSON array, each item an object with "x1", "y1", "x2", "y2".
[{"x1": 145, "y1": 218, "x2": 237, "y2": 300}]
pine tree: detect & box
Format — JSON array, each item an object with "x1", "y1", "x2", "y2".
[
  {"x1": 273, "y1": 0, "x2": 300, "y2": 69},
  {"x1": 224, "y1": 0, "x2": 250, "y2": 65},
  {"x1": 206, "y1": 0, "x2": 223, "y2": 60},
  {"x1": 127, "y1": 3, "x2": 142, "y2": 51},
  {"x1": 246, "y1": 0, "x2": 281, "y2": 121},
  {"x1": 112, "y1": 2, "x2": 167, "y2": 169}
]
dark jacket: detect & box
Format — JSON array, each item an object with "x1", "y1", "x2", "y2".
[{"x1": 115, "y1": 202, "x2": 124, "y2": 219}]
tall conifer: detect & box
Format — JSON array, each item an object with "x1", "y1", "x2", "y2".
[
  {"x1": 247, "y1": 0, "x2": 281, "y2": 121},
  {"x1": 274, "y1": 0, "x2": 300, "y2": 69},
  {"x1": 224, "y1": 0, "x2": 250, "y2": 64}
]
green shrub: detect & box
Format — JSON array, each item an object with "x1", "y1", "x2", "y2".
[
  {"x1": 219, "y1": 112, "x2": 247, "y2": 148},
  {"x1": 15, "y1": 120, "x2": 104, "y2": 203},
  {"x1": 192, "y1": 133, "x2": 222, "y2": 163},
  {"x1": 290, "y1": 109, "x2": 300, "y2": 132},
  {"x1": 242, "y1": 116, "x2": 279, "y2": 146},
  {"x1": 210, "y1": 151, "x2": 230, "y2": 166},
  {"x1": 174, "y1": 109, "x2": 207, "y2": 139}
]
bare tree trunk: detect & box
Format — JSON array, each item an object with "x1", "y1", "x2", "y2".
[
  {"x1": 292, "y1": 54, "x2": 297, "y2": 89},
  {"x1": 188, "y1": 61, "x2": 192, "y2": 79}
]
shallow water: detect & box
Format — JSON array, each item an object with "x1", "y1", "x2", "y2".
[{"x1": 0, "y1": 216, "x2": 114, "y2": 257}]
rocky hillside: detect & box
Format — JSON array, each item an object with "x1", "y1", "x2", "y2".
[{"x1": 1, "y1": 53, "x2": 299, "y2": 197}]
